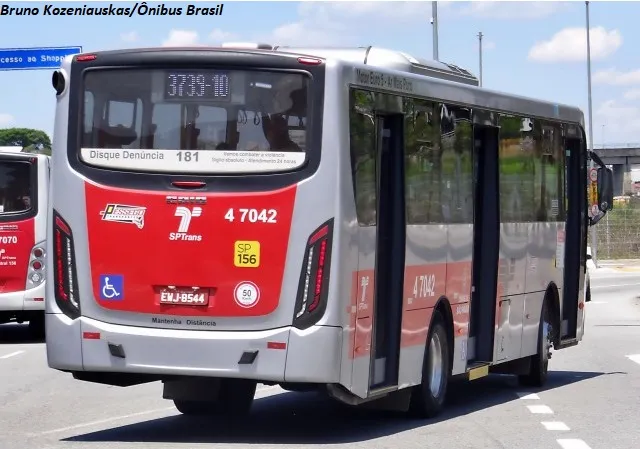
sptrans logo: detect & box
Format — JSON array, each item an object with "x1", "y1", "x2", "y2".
[
  {"x1": 170, "y1": 206, "x2": 202, "y2": 241},
  {"x1": 100, "y1": 204, "x2": 146, "y2": 229}
]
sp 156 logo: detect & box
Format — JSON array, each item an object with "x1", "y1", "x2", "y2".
[{"x1": 170, "y1": 206, "x2": 202, "y2": 242}]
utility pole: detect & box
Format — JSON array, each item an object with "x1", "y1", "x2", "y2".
[
  {"x1": 432, "y1": 1, "x2": 439, "y2": 60},
  {"x1": 586, "y1": 0, "x2": 598, "y2": 267},
  {"x1": 478, "y1": 31, "x2": 483, "y2": 87}
]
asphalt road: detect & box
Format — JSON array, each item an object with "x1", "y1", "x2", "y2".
[{"x1": 1, "y1": 268, "x2": 639, "y2": 449}]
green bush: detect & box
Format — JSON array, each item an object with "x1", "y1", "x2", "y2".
[{"x1": 588, "y1": 198, "x2": 640, "y2": 259}]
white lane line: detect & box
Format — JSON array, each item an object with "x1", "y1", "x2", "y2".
[
  {"x1": 517, "y1": 392, "x2": 540, "y2": 400},
  {"x1": 35, "y1": 384, "x2": 283, "y2": 436},
  {"x1": 0, "y1": 350, "x2": 25, "y2": 359},
  {"x1": 36, "y1": 407, "x2": 176, "y2": 435},
  {"x1": 591, "y1": 282, "x2": 640, "y2": 289},
  {"x1": 557, "y1": 439, "x2": 592, "y2": 449},
  {"x1": 542, "y1": 421, "x2": 570, "y2": 431},
  {"x1": 527, "y1": 404, "x2": 554, "y2": 414},
  {"x1": 626, "y1": 354, "x2": 640, "y2": 365}
]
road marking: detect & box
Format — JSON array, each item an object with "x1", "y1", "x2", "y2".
[
  {"x1": 591, "y1": 282, "x2": 640, "y2": 289},
  {"x1": 35, "y1": 385, "x2": 283, "y2": 436},
  {"x1": 527, "y1": 404, "x2": 553, "y2": 414},
  {"x1": 0, "y1": 350, "x2": 25, "y2": 359},
  {"x1": 37, "y1": 407, "x2": 176, "y2": 435},
  {"x1": 542, "y1": 421, "x2": 570, "y2": 431},
  {"x1": 612, "y1": 267, "x2": 640, "y2": 273},
  {"x1": 557, "y1": 439, "x2": 592, "y2": 449},
  {"x1": 587, "y1": 301, "x2": 608, "y2": 304},
  {"x1": 626, "y1": 354, "x2": 640, "y2": 365},
  {"x1": 517, "y1": 392, "x2": 540, "y2": 399}
]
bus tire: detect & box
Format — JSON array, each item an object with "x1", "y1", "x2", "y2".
[
  {"x1": 518, "y1": 299, "x2": 552, "y2": 387},
  {"x1": 28, "y1": 314, "x2": 45, "y2": 339},
  {"x1": 173, "y1": 379, "x2": 257, "y2": 417},
  {"x1": 409, "y1": 309, "x2": 451, "y2": 419}
]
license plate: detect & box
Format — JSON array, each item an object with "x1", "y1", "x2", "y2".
[{"x1": 158, "y1": 287, "x2": 209, "y2": 306}]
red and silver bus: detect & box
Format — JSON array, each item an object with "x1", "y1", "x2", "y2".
[
  {"x1": 0, "y1": 148, "x2": 49, "y2": 336},
  {"x1": 46, "y1": 44, "x2": 613, "y2": 418}
]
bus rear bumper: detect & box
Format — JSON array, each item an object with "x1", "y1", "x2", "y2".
[
  {"x1": 46, "y1": 313, "x2": 342, "y2": 384},
  {"x1": 0, "y1": 283, "x2": 46, "y2": 313}
]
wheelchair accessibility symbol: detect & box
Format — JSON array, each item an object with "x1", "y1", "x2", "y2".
[{"x1": 99, "y1": 274, "x2": 124, "y2": 301}]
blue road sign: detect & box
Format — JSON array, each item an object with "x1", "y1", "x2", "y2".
[{"x1": 0, "y1": 46, "x2": 83, "y2": 71}]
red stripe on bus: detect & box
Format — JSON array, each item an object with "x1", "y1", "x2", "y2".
[
  {"x1": 348, "y1": 260, "x2": 500, "y2": 360},
  {"x1": 0, "y1": 217, "x2": 35, "y2": 294}
]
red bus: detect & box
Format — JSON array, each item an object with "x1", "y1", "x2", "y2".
[{"x1": 0, "y1": 149, "x2": 49, "y2": 336}]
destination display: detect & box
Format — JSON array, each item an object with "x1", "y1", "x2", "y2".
[{"x1": 164, "y1": 71, "x2": 230, "y2": 101}]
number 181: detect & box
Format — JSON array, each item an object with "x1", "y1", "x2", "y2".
[{"x1": 177, "y1": 151, "x2": 199, "y2": 162}]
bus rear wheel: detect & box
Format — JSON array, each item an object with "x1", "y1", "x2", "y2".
[
  {"x1": 409, "y1": 310, "x2": 451, "y2": 418},
  {"x1": 518, "y1": 300, "x2": 552, "y2": 387},
  {"x1": 173, "y1": 379, "x2": 257, "y2": 417}
]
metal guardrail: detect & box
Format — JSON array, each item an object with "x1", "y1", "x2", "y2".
[{"x1": 592, "y1": 143, "x2": 640, "y2": 149}]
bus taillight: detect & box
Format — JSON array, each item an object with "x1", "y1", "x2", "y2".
[
  {"x1": 75, "y1": 54, "x2": 97, "y2": 62},
  {"x1": 52, "y1": 210, "x2": 81, "y2": 319},
  {"x1": 26, "y1": 241, "x2": 46, "y2": 289},
  {"x1": 293, "y1": 218, "x2": 334, "y2": 330}
]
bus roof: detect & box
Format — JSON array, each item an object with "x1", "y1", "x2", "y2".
[
  {"x1": 71, "y1": 44, "x2": 585, "y2": 128},
  {"x1": 0, "y1": 146, "x2": 23, "y2": 153}
]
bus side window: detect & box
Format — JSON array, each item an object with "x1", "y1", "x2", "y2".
[
  {"x1": 498, "y1": 114, "x2": 536, "y2": 223},
  {"x1": 348, "y1": 89, "x2": 377, "y2": 226},
  {"x1": 440, "y1": 104, "x2": 473, "y2": 224},
  {"x1": 404, "y1": 98, "x2": 443, "y2": 224}
]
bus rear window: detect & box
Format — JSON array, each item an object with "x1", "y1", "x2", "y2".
[
  {"x1": 79, "y1": 69, "x2": 309, "y2": 174},
  {"x1": 0, "y1": 160, "x2": 32, "y2": 215}
]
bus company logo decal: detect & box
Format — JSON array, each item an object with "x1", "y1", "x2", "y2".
[
  {"x1": 99, "y1": 204, "x2": 146, "y2": 229},
  {"x1": 166, "y1": 195, "x2": 207, "y2": 205},
  {"x1": 170, "y1": 206, "x2": 202, "y2": 241}
]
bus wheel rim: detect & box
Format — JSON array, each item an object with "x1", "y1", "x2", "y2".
[
  {"x1": 428, "y1": 331, "x2": 444, "y2": 397},
  {"x1": 542, "y1": 317, "x2": 552, "y2": 363}
]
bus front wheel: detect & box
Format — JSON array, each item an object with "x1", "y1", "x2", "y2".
[
  {"x1": 518, "y1": 300, "x2": 552, "y2": 387},
  {"x1": 409, "y1": 309, "x2": 451, "y2": 418}
]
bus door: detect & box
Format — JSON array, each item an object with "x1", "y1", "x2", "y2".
[
  {"x1": 559, "y1": 127, "x2": 587, "y2": 344},
  {"x1": 468, "y1": 119, "x2": 501, "y2": 366},
  {"x1": 352, "y1": 106, "x2": 406, "y2": 399}
]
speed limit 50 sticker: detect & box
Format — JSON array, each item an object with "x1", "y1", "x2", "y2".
[{"x1": 234, "y1": 281, "x2": 260, "y2": 308}]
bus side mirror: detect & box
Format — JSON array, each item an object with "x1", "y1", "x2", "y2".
[
  {"x1": 597, "y1": 166, "x2": 613, "y2": 212},
  {"x1": 588, "y1": 150, "x2": 613, "y2": 227}
]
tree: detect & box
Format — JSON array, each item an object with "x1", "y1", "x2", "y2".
[{"x1": 0, "y1": 128, "x2": 52, "y2": 154}]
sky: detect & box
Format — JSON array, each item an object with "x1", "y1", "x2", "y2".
[{"x1": 0, "y1": 0, "x2": 639, "y2": 148}]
